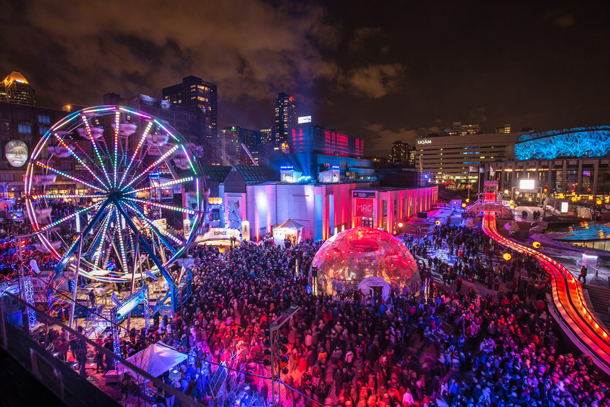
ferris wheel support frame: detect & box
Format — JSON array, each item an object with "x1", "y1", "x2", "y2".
[{"x1": 112, "y1": 196, "x2": 178, "y2": 315}]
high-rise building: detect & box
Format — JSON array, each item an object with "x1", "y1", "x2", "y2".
[
  {"x1": 0, "y1": 72, "x2": 36, "y2": 106},
  {"x1": 259, "y1": 127, "x2": 275, "y2": 145},
  {"x1": 162, "y1": 76, "x2": 217, "y2": 137},
  {"x1": 389, "y1": 141, "x2": 415, "y2": 165},
  {"x1": 274, "y1": 92, "x2": 296, "y2": 145},
  {"x1": 103, "y1": 92, "x2": 215, "y2": 165},
  {"x1": 218, "y1": 127, "x2": 241, "y2": 166}
]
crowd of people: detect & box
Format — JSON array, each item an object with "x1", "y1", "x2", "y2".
[{"x1": 9, "y1": 211, "x2": 609, "y2": 406}]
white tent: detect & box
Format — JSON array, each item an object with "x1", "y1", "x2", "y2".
[
  {"x1": 357, "y1": 276, "x2": 391, "y2": 301},
  {"x1": 273, "y1": 219, "x2": 304, "y2": 247},
  {"x1": 121, "y1": 342, "x2": 187, "y2": 382}
]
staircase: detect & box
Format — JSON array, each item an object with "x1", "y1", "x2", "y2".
[
  {"x1": 584, "y1": 285, "x2": 610, "y2": 330},
  {"x1": 208, "y1": 363, "x2": 228, "y2": 398}
]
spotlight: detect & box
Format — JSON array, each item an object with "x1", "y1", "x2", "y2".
[
  {"x1": 503, "y1": 253, "x2": 512, "y2": 261},
  {"x1": 397, "y1": 222, "x2": 404, "y2": 228},
  {"x1": 533, "y1": 241, "x2": 541, "y2": 249}
]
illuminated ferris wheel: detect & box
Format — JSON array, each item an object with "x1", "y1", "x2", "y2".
[{"x1": 24, "y1": 105, "x2": 206, "y2": 284}]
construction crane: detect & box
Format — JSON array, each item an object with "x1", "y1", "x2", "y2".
[{"x1": 241, "y1": 143, "x2": 258, "y2": 166}]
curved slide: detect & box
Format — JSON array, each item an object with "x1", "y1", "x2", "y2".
[{"x1": 482, "y1": 213, "x2": 610, "y2": 375}]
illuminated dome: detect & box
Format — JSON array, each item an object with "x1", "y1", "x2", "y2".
[
  {"x1": 3, "y1": 71, "x2": 28, "y2": 85},
  {"x1": 311, "y1": 227, "x2": 420, "y2": 296}
]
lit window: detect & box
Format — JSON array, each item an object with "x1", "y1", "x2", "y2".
[
  {"x1": 18, "y1": 124, "x2": 32, "y2": 134},
  {"x1": 39, "y1": 126, "x2": 50, "y2": 135},
  {"x1": 38, "y1": 115, "x2": 51, "y2": 124}
]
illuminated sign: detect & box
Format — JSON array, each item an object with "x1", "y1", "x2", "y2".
[
  {"x1": 200, "y1": 227, "x2": 241, "y2": 242},
  {"x1": 5, "y1": 140, "x2": 28, "y2": 167},
  {"x1": 561, "y1": 202, "x2": 569, "y2": 213},
  {"x1": 208, "y1": 197, "x2": 223, "y2": 205},
  {"x1": 355, "y1": 198, "x2": 374, "y2": 217},
  {"x1": 352, "y1": 191, "x2": 376, "y2": 198},
  {"x1": 519, "y1": 179, "x2": 535, "y2": 190},
  {"x1": 417, "y1": 139, "x2": 431, "y2": 145},
  {"x1": 298, "y1": 116, "x2": 311, "y2": 124}
]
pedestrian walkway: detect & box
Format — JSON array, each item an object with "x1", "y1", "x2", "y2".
[{"x1": 482, "y1": 212, "x2": 610, "y2": 376}]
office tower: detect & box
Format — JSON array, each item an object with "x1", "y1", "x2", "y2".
[
  {"x1": 274, "y1": 92, "x2": 296, "y2": 145},
  {"x1": 162, "y1": 76, "x2": 217, "y2": 137},
  {"x1": 0, "y1": 72, "x2": 36, "y2": 106}
]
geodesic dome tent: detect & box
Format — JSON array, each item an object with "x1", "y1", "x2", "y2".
[{"x1": 310, "y1": 227, "x2": 420, "y2": 296}]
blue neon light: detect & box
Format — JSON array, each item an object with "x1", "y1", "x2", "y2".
[{"x1": 515, "y1": 126, "x2": 610, "y2": 160}]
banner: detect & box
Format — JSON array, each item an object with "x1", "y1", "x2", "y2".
[
  {"x1": 469, "y1": 166, "x2": 477, "y2": 173},
  {"x1": 479, "y1": 167, "x2": 485, "y2": 173},
  {"x1": 355, "y1": 198, "x2": 374, "y2": 218},
  {"x1": 490, "y1": 166, "x2": 495, "y2": 177}
]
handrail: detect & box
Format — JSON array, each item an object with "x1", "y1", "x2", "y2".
[{"x1": 482, "y1": 213, "x2": 610, "y2": 375}]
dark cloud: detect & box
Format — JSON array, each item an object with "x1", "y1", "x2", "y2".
[
  {"x1": 1, "y1": 0, "x2": 609, "y2": 158},
  {"x1": 348, "y1": 27, "x2": 381, "y2": 51}
]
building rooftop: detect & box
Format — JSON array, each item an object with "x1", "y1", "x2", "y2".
[
  {"x1": 3, "y1": 71, "x2": 28, "y2": 85},
  {"x1": 233, "y1": 165, "x2": 280, "y2": 184},
  {"x1": 200, "y1": 166, "x2": 232, "y2": 182}
]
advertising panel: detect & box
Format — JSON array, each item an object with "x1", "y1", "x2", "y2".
[
  {"x1": 355, "y1": 198, "x2": 374, "y2": 218},
  {"x1": 298, "y1": 116, "x2": 312, "y2": 124}
]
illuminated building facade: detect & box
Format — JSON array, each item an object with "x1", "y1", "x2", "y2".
[
  {"x1": 259, "y1": 127, "x2": 275, "y2": 145},
  {"x1": 274, "y1": 92, "x2": 296, "y2": 145},
  {"x1": 389, "y1": 140, "x2": 415, "y2": 165},
  {"x1": 0, "y1": 101, "x2": 67, "y2": 196},
  {"x1": 162, "y1": 76, "x2": 217, "y2": 137},
  {"x1": 289, "y1": 126, "x2": 364, "y2": 158},
  {"x1": 0, "y1": 72, "x2": 36, "y2": 106},
  {"x1": 482, "y1": 126, "x2": 610, "y2": 202},
  {"x1": 243, "y1": 183, "x2": 437, "y2": 241},
  {"x1": 417, "y1": 131, "x2": 523, "y2": 188}
]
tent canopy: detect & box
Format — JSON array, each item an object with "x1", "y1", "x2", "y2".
[
  {"x1": 276, "y1": 218, "x2": 304, "y2": 230},
  {"x1": 122, "y1": 342, "x2": 187, "y2": 382},
  {"x1": 357, "y1": 276, "x2": 391, "y2": 301}
]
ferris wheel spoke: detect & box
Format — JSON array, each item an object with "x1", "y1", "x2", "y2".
[
  {"x1": 40, "y1": 201, "x2": 104, "y2": 231},
  {"x1": 122, "y1": 201, "x2": 180, "y2": 253},
  {"x1": 128, "y1": 176, "x2": 194, "y2": 195},
  {"x1": 123, "y1": 145, "x2": 179, "y2": 189},
  {"x1": 53, "y1": 133, "x2": 109, "y2": 190},
  {"x1": 114, "y1": 207, "x2": 129, "y2": 272},
  {"x1": 92, "y1": 210, "x2": 114, "y2": 269},
  {"x1": 119, "y1": 121, "x2": 154, "y2": 188},
  {"x1": 35, "y1": 161, "x2": 107, "y2": 193},
  {"x1": 81, "y1": 114, "x2": 112, "y2": 187},
  {"x1": 111, "y1": 199, "x2": 173, "y2": 283},
  {"x1": 122, "y1": 197, "x2": 196, "y2": 215},
  {"x1": 113, "y1": 111, "x2": 120, "y2": 187}
]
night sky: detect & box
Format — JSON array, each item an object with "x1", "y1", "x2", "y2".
[{"x1": 1, "y1": 0, "x2": 609, "y2": 156}]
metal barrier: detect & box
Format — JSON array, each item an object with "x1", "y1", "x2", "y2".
[{"x1": 0, "y1": 293, "x2": 204, "y2": 407}]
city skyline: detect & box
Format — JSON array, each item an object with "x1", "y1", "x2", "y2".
[{"x1": 1, "y1": 1, "x2": 609, "y2": 156}]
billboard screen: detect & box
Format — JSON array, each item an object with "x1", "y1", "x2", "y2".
[
  {"x1": 519, "y1": 179, "x2": 535, "y2": 190},
  {"x1": 297, "y1": 116, "x2": 311, "y2": 124},
  {"x1": 561, "y1": 202, "x2": 569, "y2": 213}
]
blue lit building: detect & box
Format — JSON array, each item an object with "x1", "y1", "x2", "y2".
[{"x1": 482, "y1": 126, "x2": 610, "y2": 202}]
